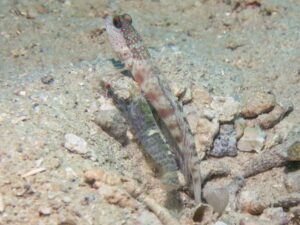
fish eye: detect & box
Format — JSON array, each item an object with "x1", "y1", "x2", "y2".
[
  {"x1": 122, "y1": 14, "x2": 132, "y2": 24},
  {"x1": 113, "y1": 16, "x2": 122, "y2": 28}
]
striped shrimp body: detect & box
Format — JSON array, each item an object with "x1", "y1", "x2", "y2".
[{"x1": 104, "y1": 14, "x2": 202, "y2": 203}]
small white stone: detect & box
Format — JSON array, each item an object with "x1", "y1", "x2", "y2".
[
  {"x1": 39, "y1": 206, "x2": 52, "y2": 216},
  {"x1": 62, "y1": 196, "x2": 71, "y2": 204},
  {"x1": 238, "y1": 126, "x2": 266, "y2": 152},
  {"x1": 98, "y1": 96, "x2": 116, "y2": 111},
  {"x1": 18, "y1": 90, "x2": 26, "y2": 96},
  {"x1": 182, "y1": 88, "x2": 193, "y2": 104},
  {"x1": 210, "y1": 96, "x2": 240, "y2": 122},
  {"x1": 285, "y1": 170, "x2": 300, "y2": 192},
  {"x1": 214, "y1": 221, "x2": 228, "y2": 225},
  {"x1": 64, "y1": 133, "x2": 88, "y2": 154}
]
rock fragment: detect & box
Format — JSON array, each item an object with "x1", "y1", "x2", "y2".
[
  {"x1": 39, "y1": 206, "x2": 52, "y2": 216},
  {"x1": 41, "y1": 75, "x2": 54, "y2": 85},
  {"x1": 264, "y1": 133, "x2": 283, "y2": 150},
  {"x1": 210, "y1": 96, "x2": 240, "y2": 122},
  {"x1": 204, "y1": 176, "x2": 244, "y2": 214},
  {"x1": 257, "y1": 103, "x2": 293, "y2": 129},
  {"x1": 241, "y1": 147, "x2": 287, "y2": 178},
  {"x1": 94, "y1": 108, "x2": 128, "y2": 145},
  {"x1": 58, "y1": 219, "x2": 77, "y2": 225},
  {"x1": 84, "y1": 169, "x2": 179, "y2": 225},
  {"x1": 241, "y1": 91, "x2": 276, "y2": 118},
  {"x1": 234, "y1": 118, "x2": 247, "y2": 140},
  {"x1": 200, "y1": 160, "x2": 230, "y2": 184},
  {"x1": 285, "y1": 126, "x2": 300, "y2": 161},
  {"x1": 170, "y1": 82, "x2": 186, "y2": 99},
  {"x1": 285, "y1": 170, "x2": 300, "y2": 193},
  {"x1": 192, "y1": 85, "x2": 213, "y2": 105},
  {"x1": 64, "y1": 133, "x2": 88, "y2": 154},
  {"x1": 287, "y1": 141, "x2": 300, "y2": 161},
  {"x1": 290, "y1": 207, "x2": 300, "y2": 224},
  {"x1": 210, "y1": 124, "x2": 237, "y2": 157},
  {"x1": 192, "y1": 203, "x2": 215, "y2": 223},
  {"x1": 194, "y1": 117, "x2": 219, "y2": 159},
  {"x1": 204, "y1": 187, "x2": 229, "y2": 215},
  {"x1": 214, "y1": 222, "x2": 228, "y2": 225},
  {"x1": 181, "y1": 87, "x2": 193, "y2": 105},
  {"x1": 239, "y1": 217, "x2": 273, "y2": 225},
  {"x1": 237, "y1": 191, "x2": 266, "y2": 215},
  {"x1": 260, "y1": 207, "x2": 289, "y2": 225},
  {"x1": 237, "y1": 126, "x2": 266, "y2": 152}
]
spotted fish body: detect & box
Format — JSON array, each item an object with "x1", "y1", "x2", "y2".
[
  {"x1": 104, "y1": 14, "x2": 202, "y2": 203},
  {"x1": 101, "y1": 74, "x2": 180, "y2": 190}
]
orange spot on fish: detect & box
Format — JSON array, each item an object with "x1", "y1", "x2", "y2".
[
  {"x1": 134, "y1": 70, "x2": 144, "y2": 85},
  {"x1": 175, "y1": 135, "x2": 183, "y2": 143},
  {"x1": 158, "y1": 108, "x2": 175, "y2": 118},
  {"x1": 168, "y1": 123, "x2": 179, "y2": 130},
  {"x1": 145, "y1": 91, "x2": 161, "y2": 102}
]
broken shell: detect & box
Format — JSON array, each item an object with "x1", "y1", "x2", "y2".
[
  {"x1": 193, "y1": 203, "x2": 215, "y2": 223},
  {"x1": 203, "y1": 187, "x2": 229, "y2": 215},
  {"x1": 238, "y1": 191, "x2": 266, "y2": 215}
]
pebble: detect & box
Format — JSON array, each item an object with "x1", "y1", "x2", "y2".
[
  {"x1": 49, "y1": 198, "x2": 63, "y2": 210},
  {"x1": 260, "y1": 207, "x2": 289, "y2": 225},
  {"x1": 284, "y1": 170, "x2": 300, "y2": 193},
  {"x1": 214, "y1": 222, "x2": 228, "y2": 225},
  {"x1": 39, "y1": 206, "x2": 52, "y2": 216},
  {"x1": 203, "y1": 187, "x2": 229, "y2": 215},
  {"x1": 192, "y1": 85, "x2": 213, "y2": 105},
  {"x1": 136, "y1": 210, "x2": 162, "y2": 225},
  {"x1": 58, "y1": 219, "x2": 77, "y2": 225},
  {"x1": 44, "y1": 157, "x2": 61, "y2": 169},
  {"x1": 237, "y1": 191, "x2": 266, "y2": 215},
  {"x1": 186, "y1": 112, "x2": 199, "y2": 134},
  {"x1": 94, "y1": 108, "x2": 128, "y2": 145},
  {"x1": 290, "y1": 207, "x2": 300, "y2": 223},
  {"x1": 237, "y1": 126, "x2": 266, "y2": 152},
  {"x1": 287, "y1": 141, "x2": 300, "y2": 161},
  {"x1": 210, "y1": 96, "x2": 240, "y2": 122},
  {"x1": 264, "y1": 133, "x2": 282, "y2": 150},
  {"x1": 41, "y1": 75, "x2": 54, "y2": 85},
  {"x1": 257, "y1": 103, "x2": 293, "y2": 129},
  {"x1": 239, "y1": 217, "x2": 270, "y2": 225},
  {"x1": 62, "y1": 196, "x2": 71, "y2": 204},
  {"x1": 15, "y1": 90, "x2": 26, "y2": 96},
  {"x1": 64, "y1": 133, "x2": 88, "y2": 154},
  {"x1": 194, "y1": 118, "x2": 219, "y2": 159},
  {"x1": 234, "y1": 118, "x2": 246, "y2": 140},
  {"x1": 210, "y1": 124, "x2": 237, "y2": 157},
  {"x1": 241, "y1": 91, "x2": 276, "y2": 118},
  {"x1": 181, "y1": 87, "x2": 193, "y2": 105},
  {"x1": 285, "y1": 127, "x2": 300, "y2": 161},
  {"x1": 224, "y1": 176, "x2": 245, "y2": 211},
  {"x1": 203, "y1": 177, "x2": 244, "y2": 215},
  {"x1": 170, "y1": 82, "x2": 186, "y2": 99},
  {"x1": 98, "y1": 96, "x2": 116, "y2": 111},
  {"x1": 11, "y1": 47, "x2": 27, "y2": 58},
  {"x1": 200, "y1": 160, "x2": 230, "y2": 183}
]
